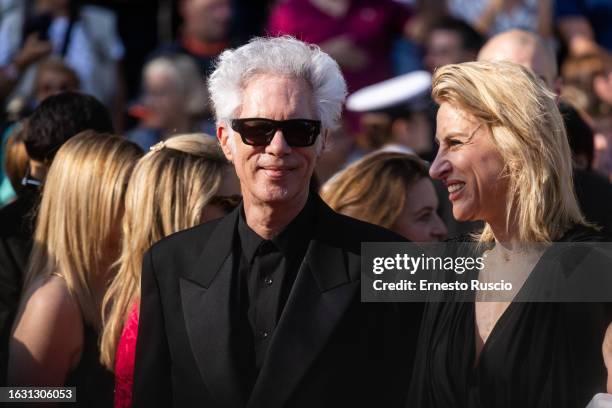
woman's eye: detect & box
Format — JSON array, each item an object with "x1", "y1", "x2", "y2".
[{"x1": 447, "y1": 139, "x2": 462, "y2": 147}]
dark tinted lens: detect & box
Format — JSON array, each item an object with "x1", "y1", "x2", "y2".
[
  {"x1": 281, "y1": 120, "x2": 320, "y2": 146},
  {"x1": 231, "y1": 119, "x2": 320, "y2": 146},
  {"x1": 240, "y1": 120, "x2": 276, "y2": 145}
]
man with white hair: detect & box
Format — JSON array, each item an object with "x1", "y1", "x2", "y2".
[{"x1": 132, "y1": 36, "x2": 413, "y2": 407}]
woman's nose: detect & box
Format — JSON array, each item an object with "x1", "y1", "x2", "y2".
[{"x1": 429, "y1": 152, "x2": 451, "y2": 180}]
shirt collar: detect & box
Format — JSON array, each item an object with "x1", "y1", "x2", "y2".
[{"x1": 238, "y1": 194, "x2": 316, "y2": 263}]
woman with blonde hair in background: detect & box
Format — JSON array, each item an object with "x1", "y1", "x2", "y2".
[
  {"x1": 7, "y1": 131, "x2": 142, "y2": 406},
  {"x1": 100, "y1": 134, "x2": 240, "y2": 408},
  {"x1": 321, "y1": 151, "x2": 447, "y2": 242}
]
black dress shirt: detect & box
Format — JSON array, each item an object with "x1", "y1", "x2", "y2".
[{"x1": 236, "y1": 196, "x2": 315, "y2": 376}]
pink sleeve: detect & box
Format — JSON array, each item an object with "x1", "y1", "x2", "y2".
[{"x1": 114, "y1": 301, "x2": 140, "y2": 408}]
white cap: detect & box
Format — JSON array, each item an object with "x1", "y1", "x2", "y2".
[{"x1": 346, "y1": 70, "x2": 432, "y2": 113}]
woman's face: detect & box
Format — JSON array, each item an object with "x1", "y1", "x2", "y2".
[
  {"x1": 392, "y1": 177, "x2": 447, "y2": 242},
  {"x1": 201, "y1": 166, "x2": 241, "y2": 223},
  {"x1": 429, "y1": 102, "x2": 507, "y2": 224}
]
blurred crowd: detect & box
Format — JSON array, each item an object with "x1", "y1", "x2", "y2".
[
  {"x1": 0, "y1": 0, "x2": 610, "y2": 224},
  {"x1": 1, "y1": 0, "x2": 612, "y2": 402}
]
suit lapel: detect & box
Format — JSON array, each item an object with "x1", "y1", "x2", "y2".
[
  {"x1": 247, "y1": 200, "x2": 359, "y2": 408},
  {"x1": 180, "y1": 208, "x2": 246, "y2": 408}
]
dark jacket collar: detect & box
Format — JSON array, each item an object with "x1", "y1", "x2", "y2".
[{"x1": 186, "y1": 194, "x2": 346, "y2": 292}]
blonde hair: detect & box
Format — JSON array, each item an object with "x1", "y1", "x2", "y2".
[
  {"x1": 432, "y1": 60, "x2": 585, "y2": 243},
  {"x1": 23, "y1": 131, "x2": 142, "y2": 327},
  {"x1": 100, "y1": 134, "x2": 231, "y2": 370},
  {"x1": 321, "y1": 152, "x2": 429, "y2": 229}
]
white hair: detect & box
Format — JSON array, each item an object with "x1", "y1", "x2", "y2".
[
  {"x1": 144, "y1": 55, "x2": 208, "y2": 115},
  {"x1": 207, "y1": 36, "x2": 347, "y2": 130}
]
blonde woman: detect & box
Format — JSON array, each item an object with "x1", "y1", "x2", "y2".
[
  {"x1": 321, "y1": 151, "x2": 447, "y2": 241},
  {"x1": 99, "y1": 134, "x2": 240, "y2": 408},
  {"x1": 408, "y1": 61, "x2": 610, "y2": 407},
  {"x1": 7, "y1": 132, "x2": 142, "y2": 406}
]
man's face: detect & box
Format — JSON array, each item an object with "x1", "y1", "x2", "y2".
[
  {"x1": 181, "y1": 0, "x2": 232, "y2": 42},
  {"x1": 425, "y1": 30, "x2": 472, "y2": 72},
  {"x1": 218, "y1": 74, "x2": 323, "y2": 207},
  {"x1": 478, "y1": 40, "x2": 556, "y2": 90}
]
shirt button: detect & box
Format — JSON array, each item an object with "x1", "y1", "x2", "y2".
[
  {"x1": 264, "y1": 277, "x2": 273, "y2": 286},
  {"x1": 260, "y1": 330, "x2": 269, "y2": 339}
]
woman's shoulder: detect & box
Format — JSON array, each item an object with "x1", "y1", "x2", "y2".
[
  {"x1": 14, "y1": 275, "x2": 84, "y2": 352},
  {"x1": 9, "y1": 276, "x2": 84, "y2": 385},
  {"x1": 26, "y1": 276, "x2": 81, "y2": 319},
  {"x1": 557, "y1": 224, "x2": 610, "y2": 242}
]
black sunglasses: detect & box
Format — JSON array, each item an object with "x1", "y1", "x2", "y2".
[{"x1": 230, "y1": 118, "x2": 321, "y2": 147}]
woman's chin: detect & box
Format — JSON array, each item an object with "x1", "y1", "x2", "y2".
[{"x1": 451, "y1": 206, "x2": 477, "y2": 222}]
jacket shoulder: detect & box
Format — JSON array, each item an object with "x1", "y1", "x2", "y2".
[
  {"x1": 318, "y1": 203, "x2": 406, "y2": 256},
  {"x1": 147, "y1": 217, "x2": 224, "y2": 261}
]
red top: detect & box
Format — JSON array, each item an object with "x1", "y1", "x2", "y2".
[{"x1": 114, "y1": 301, "x2": 140, "y2": 408}]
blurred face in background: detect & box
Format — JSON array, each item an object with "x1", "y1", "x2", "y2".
[
  {"x1": 425, "y1": 29, "x2": 472, "y2": 73},
  {"x1": 392, "y1": 177, "x2": 447, "y2": 241},
  {"x1": 181, "y1": 0, "x2": 232, "y2": 43},
  {"x1": 594, "y1": 66, "x2": 612, "y2": 105},
  {"x1": 143, "y1": 69, "x2": 187, "y2": 131},
  {"x1": 34, "y1": 68, "x2": 79, "y2": 103},
  {"x1": 201, "y1": 165, "x2": 241, "y2": 222},
  {"x1": 430, "y1": 102, "x2": 507, "y2": 224},
  {"x1": 37, "y1": 0, "x2": 70, "y2": 14}
]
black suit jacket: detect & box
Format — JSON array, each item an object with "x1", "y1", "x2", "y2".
[{"x1": 133, "y1": 196, "x2": 419, "y2": 408}]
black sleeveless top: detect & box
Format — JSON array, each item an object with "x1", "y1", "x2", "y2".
[{"x1": 65, "y1": 324, "x2": 114, "y2": 407}]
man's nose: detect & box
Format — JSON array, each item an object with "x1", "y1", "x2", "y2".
[
  {"x1": 265, "y1": 130, "x2": 291, "y2": 156},
  {"x1": 429, "y1": 152, "x2": 451, "y2": 180}
]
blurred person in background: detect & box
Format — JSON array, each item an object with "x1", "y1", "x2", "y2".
[
  {"x1": 478, "y1": 28, "x2": 612, "y2": 235},
  {"x1": 100, "y1": 134, "x2": 240, "y2": 408},
  {"x1": 321, "y1": 151, "x2": 447, "y2": 242},
  {"x1": 7, "y1": 132, "x2": 142, "y2": 405},
  {"x1": 423, "y1": 17, "x2": 483, "y2": 73},
  {"x1": 447, "y1": 0, "x2": 552, "y2": 38},
  {"x1": 127, "y1": 55, "x2": 211, "y2": 151},
  {"x1": 560, "y1": 52, "x2": 612, "y2": 180},
  {"x1": 154, "y1": 0, "x2": 234, "y2": 77},
  {"x1": 0, "y1": 125, "x2": 29, "y2": 206},
  {"x1": 31, "y1": 56, "x2": 79, "y2": 104},
  {"x1": 556, "y1": 0, "x2": 612, "y2": 56},
  {"x1": 3, "y1": 127, "x2": 28, "y2": 200},
  {"x1": 268, "y1": 0, "x2": 413, "y2": 94},
  {"x1": 0, "y1": 0, "x2": 125, "y2": 125},
  {"x1": 0, "y1": 58, "x2": 79, "y2": 206},
  {"x1": 478, "y1": 29, "x2": 557, "y2": 89},
  {"x1": 0, "y1": 91, "x2": 114, "y2": 386},
  {"x1": 344, "y1": 70, "x2": 434, "y2": 159}
]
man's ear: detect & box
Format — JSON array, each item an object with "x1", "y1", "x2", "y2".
[{"x1": 217, "y1": 124, "x2": 234, "y2": 162}]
